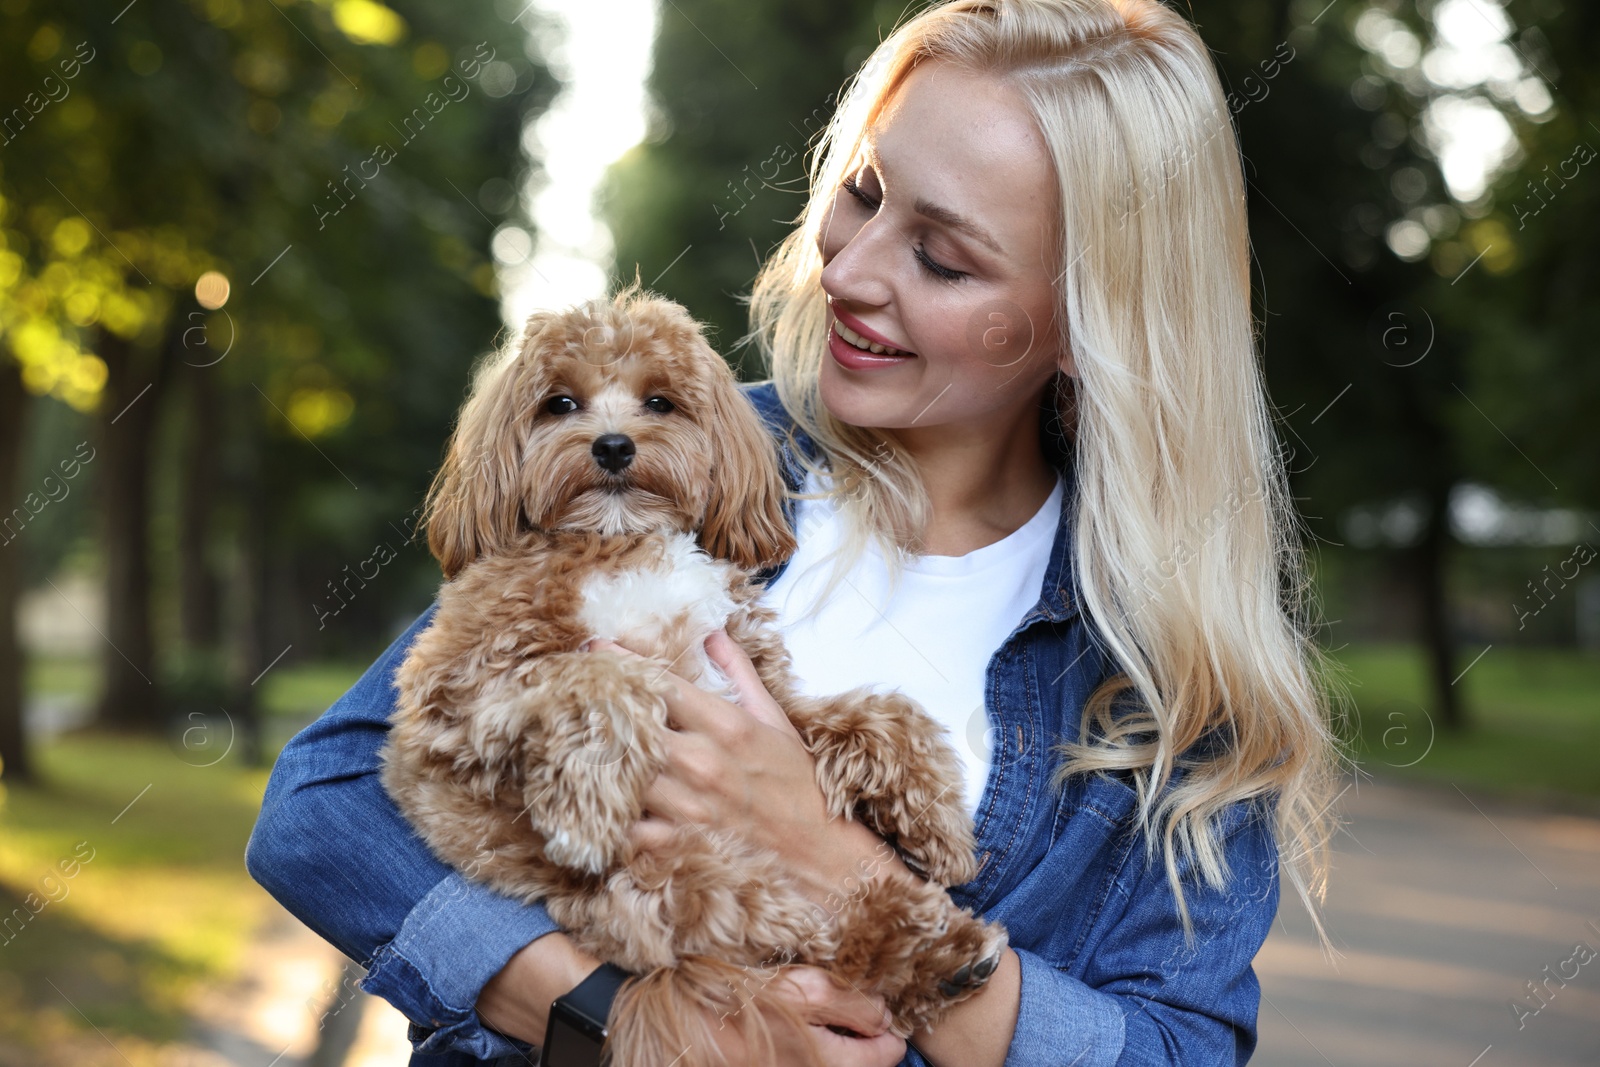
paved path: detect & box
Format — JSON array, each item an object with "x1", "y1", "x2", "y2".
[
  {"x1": 186, "y1": 902, "x2": 414, "y2": 1067},
  {"x1": 1254, "y1": 777, "x2": 1600, "y2": 1067}
]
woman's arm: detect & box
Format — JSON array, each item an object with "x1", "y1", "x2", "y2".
[
  {"x1": 476, "y1": 932, "x2": 604, "y2": 1042},
  {"x1": 245, "y1": 604, "x2": 566, "y2": 1060}
]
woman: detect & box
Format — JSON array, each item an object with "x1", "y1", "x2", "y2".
[{"x1": 248, "y1": 1, "x2": 1340, "y2": 1064}]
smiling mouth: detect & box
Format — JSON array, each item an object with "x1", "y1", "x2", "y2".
[{"x1": 832, "y1": 318, "x2": 911, "y2": 357}]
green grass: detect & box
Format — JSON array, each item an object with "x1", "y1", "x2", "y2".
[
  {"x1": 26, "y1": 655, "x2": 367, "y2": 719},
  {"x1": 1328, "y1": 643, "x2": 1600, "y2": 799},
  {"x1": 0, "y1": 735, "x2": 273, "y2": 1065},
  {"x1": 24, "y1": 655, "x2": 101, "y2": 705},
  {"x1": 257, "y1": 660, "x2": 368, "y2": 718},
  {"x1": 2, "y1": 657, "x2": 363, "y2": 1064}
]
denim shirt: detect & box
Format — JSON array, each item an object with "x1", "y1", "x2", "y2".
[{"x1": 247, "y1": 381, "x2": 1279, "y2": 1066}]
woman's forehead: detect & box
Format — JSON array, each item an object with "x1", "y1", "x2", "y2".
[{"x1": 861, "y1": 62, "x2": 1058, "y2": 256}]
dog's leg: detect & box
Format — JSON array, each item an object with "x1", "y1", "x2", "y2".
[
  {"x1": 551, "y1": 830, "x2": 834, "y2": 976},
  {"x1": 709, "y1": 603, "x2": 1007, "y2": 1034},
  {"x1": 722, "y1": 602, "x2": 980, "y2": 888},
  {"x1": 799, "y1": 687, "x2": 982, "y2": 889},
  {"x1": 828, "y1": 871, "x2": 1009, "y2": 1038},
  {"x1": 515, "y1": 651, "x2": 673, "y2": 875}
]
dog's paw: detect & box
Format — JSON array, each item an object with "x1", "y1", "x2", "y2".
[
  {"x1": 881, "y1": 900, "x2": 1008, "y2": 1035},
  {"x1": 936, "y1": 940, "x2": 1005, "y2": 998}
]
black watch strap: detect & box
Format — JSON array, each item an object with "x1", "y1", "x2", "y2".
[{"x1": 544, "y1": 959, "x2": 630, "y2": 1043}]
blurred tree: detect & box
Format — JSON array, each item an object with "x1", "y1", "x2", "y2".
[
  {"x1": 602, "y1": 0, "x2": 898, "y2": 370},
  {"x1": 0, "y1": 365, "x2": 27, "y2": 781},
  {"x1": 0, "y1": 0, "x2": 556, "y2": 755},
  {"x1": 1467, "y1": 0, "x2": 1598, "y2": 503},
  {"x1": 1222, "y1": 0, "x2": 1596, "y2": 728}
]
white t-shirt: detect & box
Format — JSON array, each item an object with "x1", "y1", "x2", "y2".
[{"x1": 760, "y1": 471, "x2": 1064, "y2": 814}]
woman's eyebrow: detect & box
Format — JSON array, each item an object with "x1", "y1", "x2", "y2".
[
  {"x1": 862, "y1": 135, "x2": 1005, "y2": 256},
  {"x1": 911, "y1": 198, "x2": 1003, "y2": 255}
]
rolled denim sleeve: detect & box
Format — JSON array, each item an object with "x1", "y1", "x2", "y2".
[
  {"x1": 246, "y1": 604, "x2": 562, "y2": 1060},
  {"x1": 1005, "y1": 948, "x2": 1128, "y2": 1065}
]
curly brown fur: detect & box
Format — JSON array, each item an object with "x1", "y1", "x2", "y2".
[{"x1": 381, "y1": 289, "x2": 1006, "y2": 1066}]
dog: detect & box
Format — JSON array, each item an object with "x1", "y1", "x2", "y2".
[{"x1": 380, "y1": 289, "x2": 1007, "y2": 1066}]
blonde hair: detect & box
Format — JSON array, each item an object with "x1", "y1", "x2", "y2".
[{"x1": 747, "y1": 0, "x2": 1343, "y2": 934}]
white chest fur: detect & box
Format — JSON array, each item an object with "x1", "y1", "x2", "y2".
[{"x1": 576, "y1": 532, "x2": 739, "y2": 692}]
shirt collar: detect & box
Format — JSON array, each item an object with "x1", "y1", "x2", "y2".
[{"x1": 742, "y1": 378, "x2": 1082, "y2": 624}]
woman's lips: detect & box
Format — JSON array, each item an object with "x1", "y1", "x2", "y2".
[
  {"x1": 828, "y1": 323, "x2": 915, "y2": 370},
  {"x1": 827, "y1": 309, "x2": 915, "y2": 371},
  {"x1": 831, "y1": 306, "x2": 913, "y2": 354}
]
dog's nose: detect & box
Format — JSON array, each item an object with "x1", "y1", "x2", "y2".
[{"x1": 591, "y1": 433, "x2": 635, "y2": 473}]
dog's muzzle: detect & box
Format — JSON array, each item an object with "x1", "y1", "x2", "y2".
[{"x1": 591, "y1": 433, "x2": 636, "y2": 473}]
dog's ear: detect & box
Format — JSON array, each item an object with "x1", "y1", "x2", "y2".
[
  {"x1": 424, "y1": 316, "x2": 549, "y2": 578},
  {"x1": 699, "y1": 358, "x2": 796, "y2": 572}
]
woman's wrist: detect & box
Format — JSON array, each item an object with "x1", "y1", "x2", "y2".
[
  {"x1": 475, "y1": 931, "x2": 601, "y2": 1045},
  {"x1": 910, "y1": 947, "x2": 1021, "y2": 1067},
  {"x1": 800, "y1": 815, "x2": 914, "y2": 905}
]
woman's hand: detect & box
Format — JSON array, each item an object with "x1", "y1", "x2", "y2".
[
  {"x1": 478, "y1": 941, "x2": 905, "y2": 1067},
  {"x1": 586, "y1": 630, "x2": 904, "y2": 905},
  {"x1": 703, "y1": 964, "x2": 906, "y2": 1067}
]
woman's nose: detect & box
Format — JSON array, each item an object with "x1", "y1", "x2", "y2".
[{"x1": 819, "y1": 206, "x2": 893, "y2": 308}]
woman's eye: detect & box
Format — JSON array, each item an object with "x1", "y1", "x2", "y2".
[
  {"x1": 841, "y1": 174, "x2": 879, "y2": 209},
  {"x1": 545, "y1": 396, "x2": 579, "y2": 415},
  {"x1": 915, "y1": 245, "x2": 966, "y2": 282},
  {"x1": 644, "y1": 396, "x2": 675, "y2": 414},
  {"x1": 842, "y1": 174, "x2": 963, "y2": 281}
]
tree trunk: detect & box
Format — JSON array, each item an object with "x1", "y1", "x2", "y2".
[
  {"x1": 0, "y1": 359, "x2": 33, "y2": 782},
  {"x1": 94, "y1": 328, "x2": 176, "y2": 731},
  {"x1": 231, "y1": 409, "x2": 268, "y2": 767},
  {"x1": 1411, "y1": 482, "x2": 1463, "y2": 731},
  {"x1": 178, "y1": 365, "x2": 221, "y2": 647}
]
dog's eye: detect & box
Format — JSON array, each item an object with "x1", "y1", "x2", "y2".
[
  {"x1": 644, "y1": 396, "x2": 675, "y2": 414},
  {"x1": 545, "y1": 396, "x2": 579, "y2": 415}
]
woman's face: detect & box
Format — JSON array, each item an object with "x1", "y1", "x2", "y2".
[{"x1": 816, "y1": 61, "x2": 1068, "y2": 435}]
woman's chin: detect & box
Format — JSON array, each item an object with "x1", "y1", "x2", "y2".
[{"x1": 818, "y1": 355, "x2": 917, "y2": 429}]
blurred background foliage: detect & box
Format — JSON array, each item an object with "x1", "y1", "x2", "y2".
[
  {"x1": 0, "y1": 0, "x2": 1596, "y2": 1063},
  {"x1": 0, "y1": 0, "x2": 556, "y2": 779}
]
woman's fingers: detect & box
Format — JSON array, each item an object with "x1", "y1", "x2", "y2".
[
  {"x1": 657, "y1": 666, "x2": 746, "y2": 736},
  {"x1": 582, "y1": 637, "x2": 636, "y2": 656},
  {"x1": 708, "y1": 996, "x2": 904, "y2": 1067},
  {"x1": 584, "y1": 638, "x2": 725, "y2": 733},
  {"x1": 776, "y1": 966, "x2": 893, "y2": 1037},
  {"x1": 586, "y1": 631, "x2": 792, "y2": 739},
  {"x1": 710, "y1": 966, "x2": 903, "y2": 1067},
  {"x1": 639, "y1": 761, "x2": 711, "y2": 824},
  {"x1": 705, "y1": 629, "x2": 791, "y2": 729},
  {"x1": 809, "y1": 1026, "x2": 907, "y2": 1067},
  {"x1": 624, "y1": 813, "x2": 675, "y2": 854}
]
